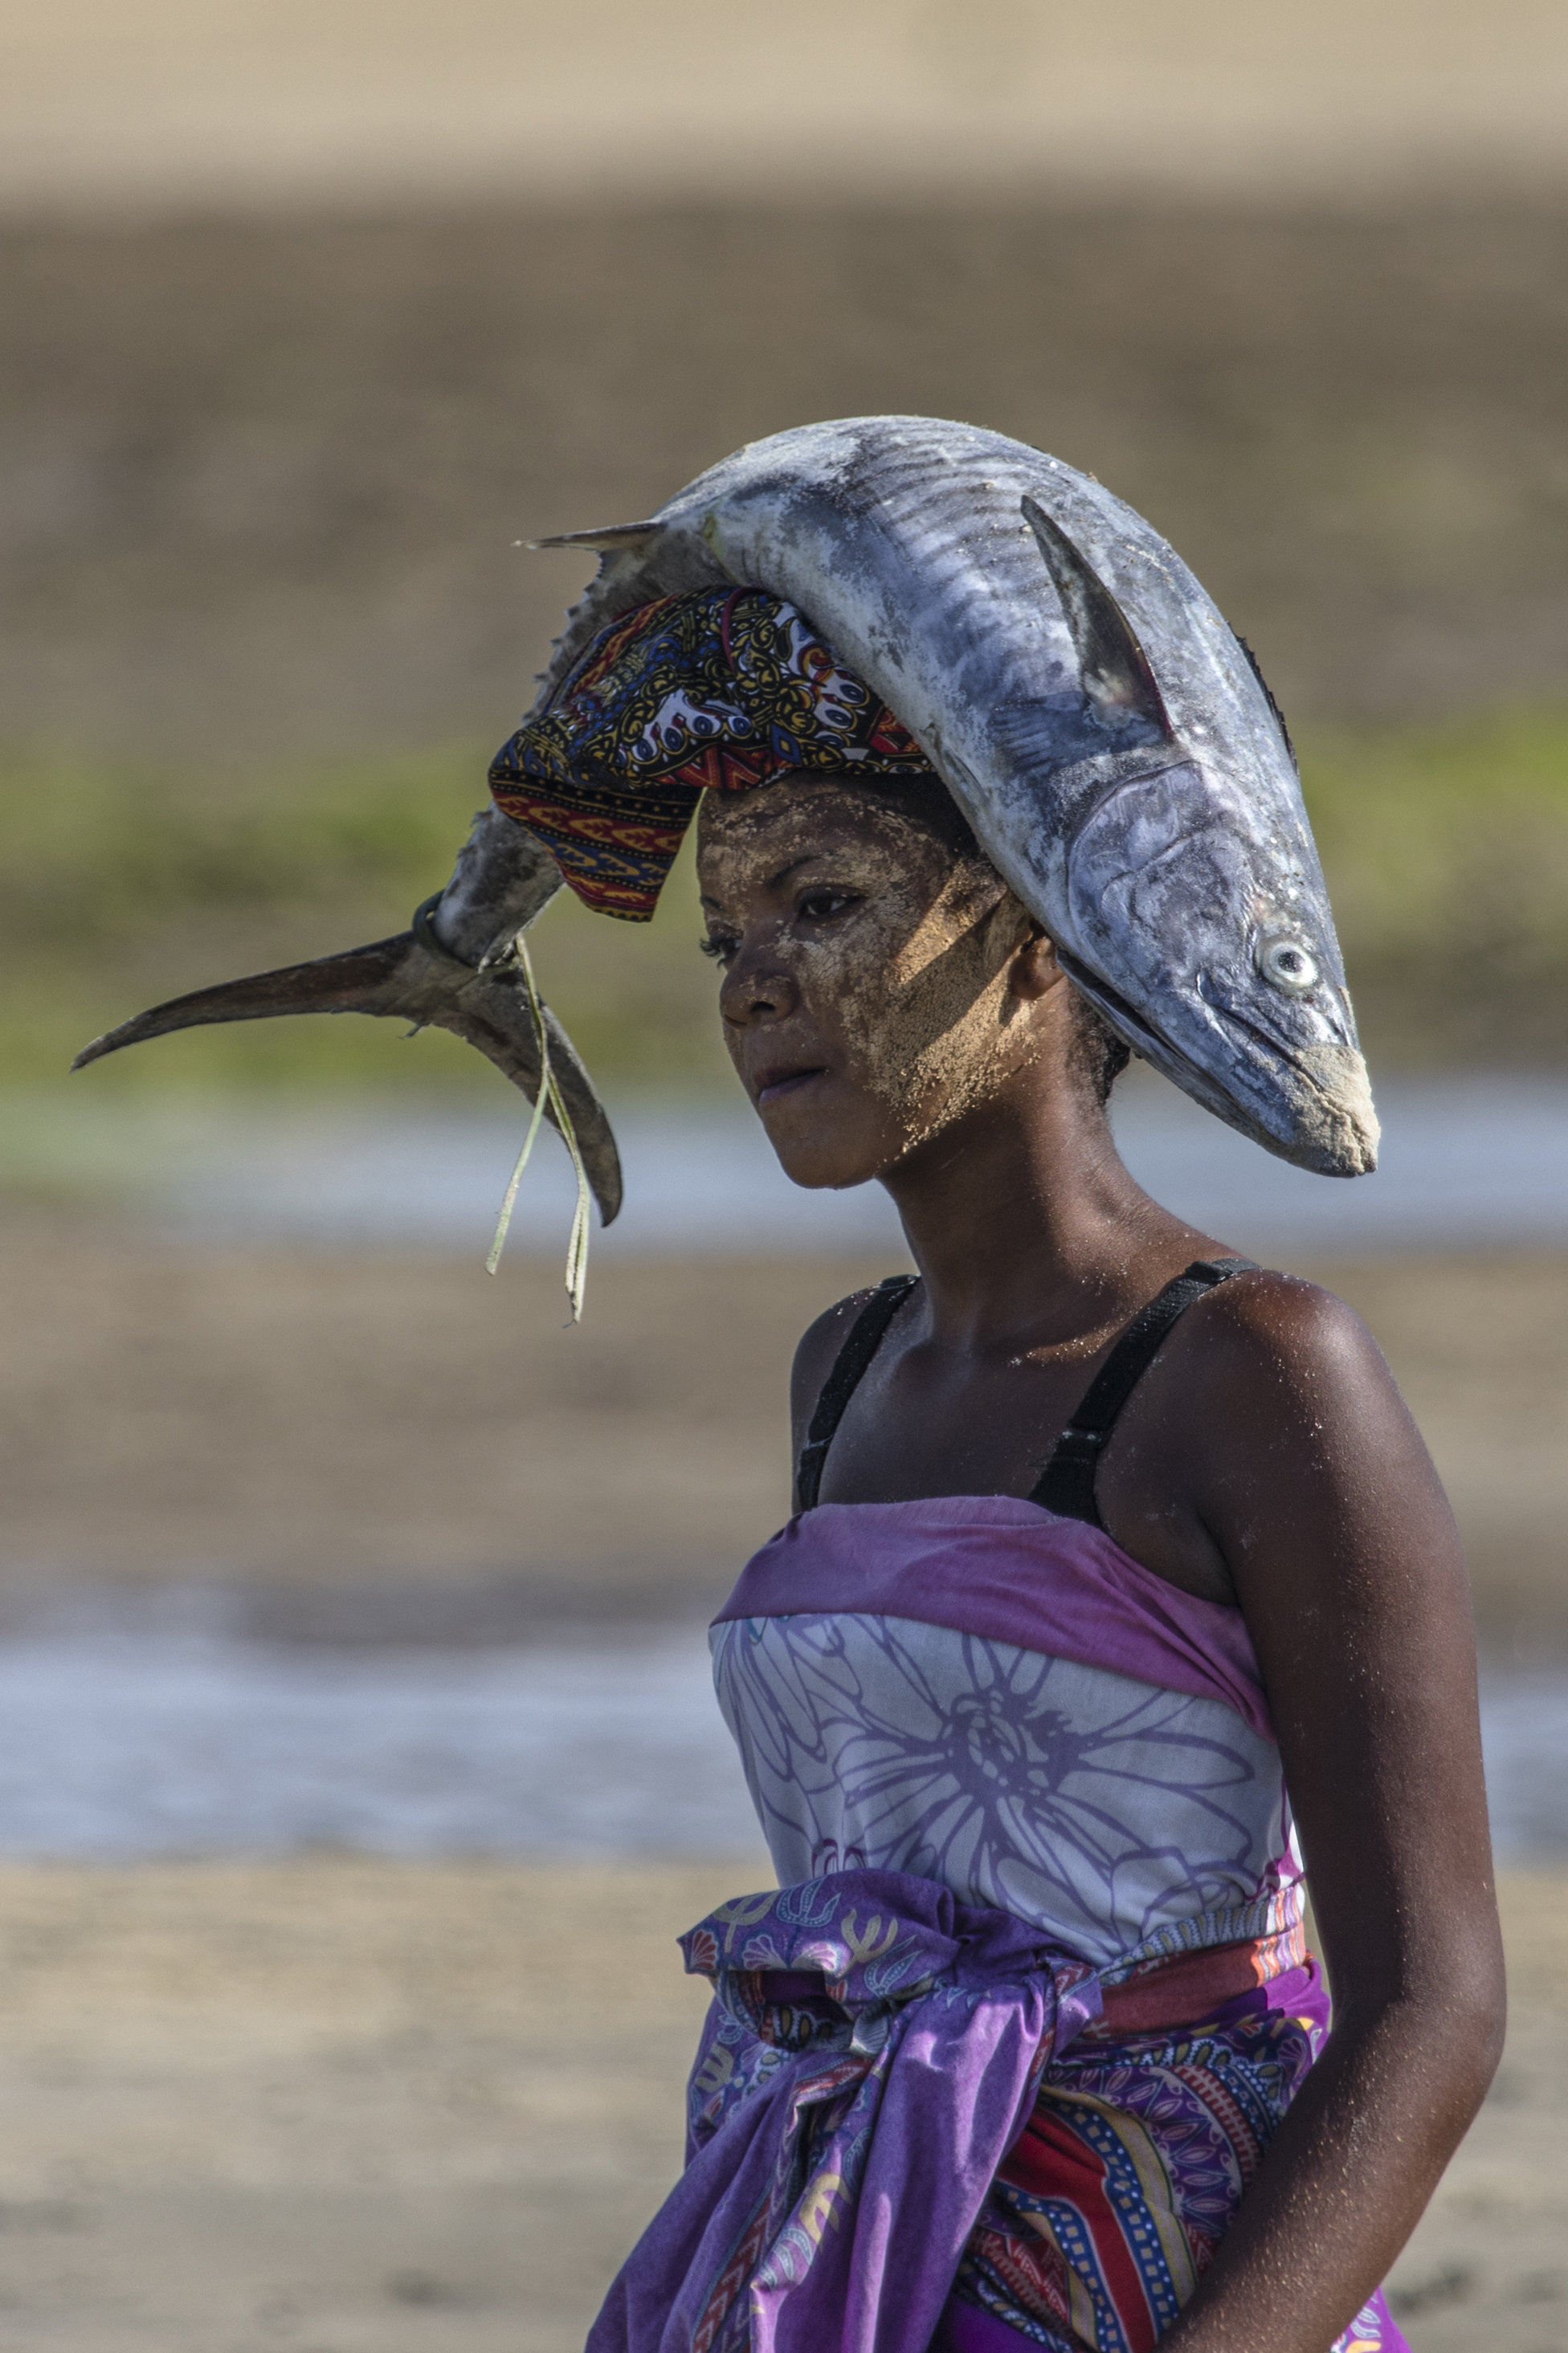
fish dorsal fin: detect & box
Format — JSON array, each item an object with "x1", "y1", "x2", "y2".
[
  {"x1": 1233, "y1": 631, "x2": 1298, "y2": 773},
  {"x1": 529, "y1": 522, "x2": 664, "y2": 552},
  {"x1": 1021, "y1": 495, "x2": 1170, "y2": 739}
]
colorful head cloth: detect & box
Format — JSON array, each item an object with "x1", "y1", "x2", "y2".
[{"x1": 488, "y1": 586, "x2": 939, "y2": 920}]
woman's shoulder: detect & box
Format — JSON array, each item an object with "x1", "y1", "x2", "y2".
[
  {"x1": 1123, "y1": 1260, "x2": 1416, "y2": 1532},
  {"x1": 1098, "y1": 1260, "x2": 1439, "y2": 1615},
  {"x1": 1174, "y1": 1263, "x2": 1393, "y2": 1395}
]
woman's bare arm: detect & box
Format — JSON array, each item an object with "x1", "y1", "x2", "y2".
[{"x1": 1151, "y1": 1278, "x2": 1505, "y2": 2353}]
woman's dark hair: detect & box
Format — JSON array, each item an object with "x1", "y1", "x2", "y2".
[{"x1": 1069, "y1": 995, "x2": 1133, "y2": 1107}]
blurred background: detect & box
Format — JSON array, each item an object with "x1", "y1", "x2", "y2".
[{"x1": 1, "y1": 3, "x2": 1565, "y2": 2347}]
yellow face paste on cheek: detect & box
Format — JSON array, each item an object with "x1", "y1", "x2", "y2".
[{"x1": 815, "y1": 859, "x2": 1036, "y2": 1158}]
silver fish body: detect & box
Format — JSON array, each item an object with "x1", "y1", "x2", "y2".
[{"x1": 535, "y1": 415, "x2": 1377, "y2": 1175}]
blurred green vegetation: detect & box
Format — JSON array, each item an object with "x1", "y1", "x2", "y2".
[
  {"x1": 0, "y1": 741, "x2": 729, "y2": 1097},
  {"x1": 1, "y1": 709, "x2": 1564, "y2": 1098},
  {"x1": 1301, "y1": 707, "x2": 1568, "y2": 1066}
]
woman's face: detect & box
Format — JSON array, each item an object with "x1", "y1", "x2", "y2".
[{"x1": 696, "y1": 777, "x2": 1047, "y2": 1189}]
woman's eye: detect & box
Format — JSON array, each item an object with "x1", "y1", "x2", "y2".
[
  {"x1": 700, "y1": 933, "x2": 738, "y2": 964},
  {"x1": 797, "y1": 889, "x2": 860, "y2": 924}
]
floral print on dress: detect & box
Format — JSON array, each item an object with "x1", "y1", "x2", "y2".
[{"x1": 711, "y1": 1611, "x2": 1301, "y2": 1971}]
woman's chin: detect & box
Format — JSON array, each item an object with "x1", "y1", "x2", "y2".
[
  {"x1": 754, "y1": 1100, "x2": 892, "y2": 1193},
  {"x1": 764, "y1": 1138, "x2": 883, "y2": 1192}
]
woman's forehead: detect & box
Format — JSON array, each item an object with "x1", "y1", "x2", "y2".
[{"x1": 696, "y1": 777, "x2": 945, "y2": 864}]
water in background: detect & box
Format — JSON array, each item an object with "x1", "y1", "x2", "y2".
[
  {"x1": 0, "y1": 1618, "x2": 756, "y2": 1861},
  {"x1": 4, "y1": 1068, "x2": 1561, "y2": 1865},
  {"x1": 0, "y1": 1606, "x2": 1555, "y2": 1865},
  {"x1": 12, "y1": 1068, "x2": 1568, "y2": 1257}
]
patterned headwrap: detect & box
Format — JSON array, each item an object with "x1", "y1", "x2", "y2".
[{"x1": 488, "y1": 586, "x2": 940, "y2": 920}]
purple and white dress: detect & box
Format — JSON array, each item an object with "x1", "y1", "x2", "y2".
[
  {"x1": 713, "y1": 1495, "x2": 1296, "y2": 1981},
  {"x1": 588, "y1": 1283, "x2": 1412, "y2": 2353}
]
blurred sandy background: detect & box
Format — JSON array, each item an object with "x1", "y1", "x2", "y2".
[
  {"x1": 0, "y1": 1859, "x2": 1557, "y2": 2353},
  {"x1": 2, "y1": 2, "x2": 1566, "y2": 2347}
]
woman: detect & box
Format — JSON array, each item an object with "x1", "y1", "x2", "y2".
[
  {"x1": 668, "y1": 758, "x2": 1502, "y2": 2352},
  {"x1": 78, "y1": 419, "x2": 1505, "y2": 2353},
  {"x1": 504, "y1": 576, "x2": 1501, "y2": 2352}
]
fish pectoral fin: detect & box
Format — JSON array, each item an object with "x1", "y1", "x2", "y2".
[
  {"x1": 1021, "y1": 494, "x2": 1172, "y2": 741},
  {"x1": 71, "y1": 933, "x2": 624, "y2": 1228}
]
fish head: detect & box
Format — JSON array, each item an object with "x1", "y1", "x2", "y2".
[
  {"x1": 1004, "y1": 496, "x2": 1378, "y2": 1176},
  {"x1": 1058, "y1": 754, "x2": 1378, "y2": 1175}
]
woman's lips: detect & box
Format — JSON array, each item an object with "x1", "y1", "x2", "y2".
[{"x1": 755, "y1": 1065, "x2": 827, "y2": 1107}]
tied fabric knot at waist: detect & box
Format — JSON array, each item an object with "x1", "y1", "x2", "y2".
[{"x1": 585, "y1": 1869, "x2": 1102, "y2": 2353}]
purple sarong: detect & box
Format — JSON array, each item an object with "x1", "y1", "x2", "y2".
[{"x1": 586, "y1": 1870, "x2": 1101, "y2": 2353}]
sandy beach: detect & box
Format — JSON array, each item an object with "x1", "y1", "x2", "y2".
[
  {"x1": 0, "y1": 1859, "x2": 1554, "y2": 2351},
  {"x1": 0, "y1": 1857, "x2": 755, "y2": 2352}
]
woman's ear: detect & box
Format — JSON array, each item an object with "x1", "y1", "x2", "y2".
[{"x1": 1011, "y1": 922, "x2": 1068, "y2": 1003}]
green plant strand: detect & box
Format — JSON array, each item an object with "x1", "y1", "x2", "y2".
[{"x1": 485, "y1": 938, "x2": 592, "y2": 1321}]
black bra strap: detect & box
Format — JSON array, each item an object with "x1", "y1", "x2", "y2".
[
  {"x1": 1029, "y1": 1257, "x2": 1258, "y2": 1529},
  {"x1": 796, "y1": 1275, "x2": 920, "y2": 1511}
]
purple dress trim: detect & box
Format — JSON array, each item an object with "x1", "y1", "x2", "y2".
[{"x1": 714, "y1": 1497, "x2": 1273, "y2": 1742}]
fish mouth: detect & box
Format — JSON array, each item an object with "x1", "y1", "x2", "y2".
[
  {"x1": 1055, "y1": 950, "x2": 1379, "y2": 1177},
  {"x1": 753, "y1": 1062, "x2": 829, "y2": 1108}
]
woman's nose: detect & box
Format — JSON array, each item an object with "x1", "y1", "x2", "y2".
[{"x1": 719, "y1": 935, "x2": 798, "y2": 1027}]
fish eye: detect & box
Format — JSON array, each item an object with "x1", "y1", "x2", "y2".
[{"x1": 1256, "y1": 933, "x2": 1319, "y2": 995}]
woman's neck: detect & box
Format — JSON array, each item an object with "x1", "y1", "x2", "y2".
[{"x1": 880, "y1": 1072, "x2": 1201, "y2": 1352}]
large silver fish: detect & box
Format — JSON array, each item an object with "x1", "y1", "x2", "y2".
[
  {"x1": 535, "y1": 415, "x2": 1377, "y2": 1176},
  {"x1": 74, "y1": 413, "x2": 1377, "y2": 1190}
]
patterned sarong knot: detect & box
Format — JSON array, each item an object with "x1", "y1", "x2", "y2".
[{"x1": 586, "y1": 1869, "x2": 1101, "y2": 2353}]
